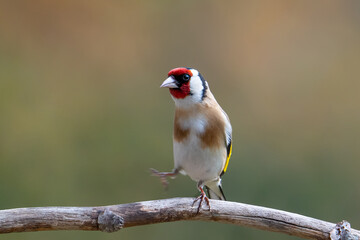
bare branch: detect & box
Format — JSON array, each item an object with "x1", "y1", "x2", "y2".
[{"x1": 0, "y1": 198, "x2": 359, "y2": 239}]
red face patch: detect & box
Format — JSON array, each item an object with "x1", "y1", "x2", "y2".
[
  {"x1": 168, "y1": 68, "x2": 193, "y2": 77},
  {"x1": 167, "y1": 67, "x2": 193, "y2": 99},
  {"x1": 169, "y1": 82, "x2": 191, "y2": 99}
]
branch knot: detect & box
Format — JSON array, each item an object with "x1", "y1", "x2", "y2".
[
  {"x1": 330, "y1": 220, "x2": 359, "y2": 240},
  {"x1": 97, "y1": 209, "x2": 124, "y2": 233}
]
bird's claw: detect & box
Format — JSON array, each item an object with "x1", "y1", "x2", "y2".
[
  {"x1": 150, "y1": 168, "x2": 170, "y2": 190},
  {"x1": 192, "y1": 192, "x2": 210, "y2": 214}
]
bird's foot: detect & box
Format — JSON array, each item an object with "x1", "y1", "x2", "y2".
[
  {"x1": 150, "y1": 168, "x2": 177, "y2": 190},
  {"x1": 192, "y1": 188, "x2": 210, "y2": 214}
]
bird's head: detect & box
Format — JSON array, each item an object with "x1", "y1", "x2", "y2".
[{"x1": 160, "y1": 67, "x2": 208, "y2": 106}]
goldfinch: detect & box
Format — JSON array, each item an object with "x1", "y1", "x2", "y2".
[{"x1": 151, "y1": 67, "x2": 232, "y2": 212}]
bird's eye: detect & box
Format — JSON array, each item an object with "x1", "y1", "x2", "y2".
[{"x1": 182, "y1": 74, "x2": 190, "y2": 81}]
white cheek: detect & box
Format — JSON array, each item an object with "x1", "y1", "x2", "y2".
[
  {"x1": 190, "y1": 69, "x2": 199, "y2": 76},
  {"x1": 189, "y1": 76, "x2": 204, "y2": 103}
]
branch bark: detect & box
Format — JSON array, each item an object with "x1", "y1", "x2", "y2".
[{"x1": 0, "y1": 198, "x2": 359, "y2": 239}]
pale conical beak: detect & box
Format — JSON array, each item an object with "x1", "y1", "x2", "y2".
[{"x1": 160, "y1": 76, "x2": 178, "y2": 88}]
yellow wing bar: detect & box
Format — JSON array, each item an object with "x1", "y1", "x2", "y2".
[{"x1": 223, "y1": 143, "x2": 232, "y2": 173}]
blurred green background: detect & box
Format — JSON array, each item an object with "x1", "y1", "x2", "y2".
[{"x1": 0, "y1": 1, "x2": 359, "y2": 239}]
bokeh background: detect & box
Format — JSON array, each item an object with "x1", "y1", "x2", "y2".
[{"x1": 1, "y1": 1, "x2": 359, "y2": 239}]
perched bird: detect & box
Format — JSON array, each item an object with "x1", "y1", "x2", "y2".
[{"x1": 151, "y1": 67, "x2": 232, "y2": 212}]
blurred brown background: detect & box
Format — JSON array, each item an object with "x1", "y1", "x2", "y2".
[{"x1": 0, "y1": 1, "x2": 359, "y2": 239}]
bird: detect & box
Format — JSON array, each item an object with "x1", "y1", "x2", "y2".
[{"x1": 151, "y1": 67, "x2": 232, "y2": 212}]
